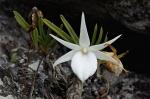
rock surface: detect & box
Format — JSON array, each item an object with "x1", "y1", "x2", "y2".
[{"x1": 107, "y1": 0, "x2": 150, "y2": 35}]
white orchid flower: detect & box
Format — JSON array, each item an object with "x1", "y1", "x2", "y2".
[{"x1": 50, "y1": 12, "x2": 121, "y2": 82}]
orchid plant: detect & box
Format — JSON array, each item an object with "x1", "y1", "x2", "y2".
[
  {"x1": 13, "y1": 8, "x2": 55, "y2": 54},
  {"x1": 48, "y1": 12, "x2": 121, "y2": 82}
]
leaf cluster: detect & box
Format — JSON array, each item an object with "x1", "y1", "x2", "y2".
[
  {"x1": 13, "y1": 10, "x2": 55, "y2": 54},
  {"x1": 43, "y1": 15, "x2": 108, "y2": 45},
  {"x1": 14, "y1": 8, "x2": 109, "y2": 53}
]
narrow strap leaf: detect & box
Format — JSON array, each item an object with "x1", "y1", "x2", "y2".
[
  {"x1": 96, "y1": 26, "x2": 103, "y2": 44},
  {"x1": 49, "y1": 39, "x2": 56, "y2": 47},
  {"x1": 91, "y1": 24, "x2": 98, "y2": 45},
  {"x1": 104, "y1": 32, "x2": 108, "y2": 42},
  {"x1": 60, "y1": 15, "x2": 79, "y2": 44},
  {"x1": 38, "y1": 17, "x2": 44, "y2": 36},
  {"x1": 43, "y1": 18, "x2": 73, "y2": 42},
  {"x1": 60, "y1": 24, "x2": 64, "y2": 30},
  {"x1": 31, "y1": 28, "x2": 39, "y2": 49},
  {"x1": 13, "y1": 11, "x2": 30, "y2": 31}
]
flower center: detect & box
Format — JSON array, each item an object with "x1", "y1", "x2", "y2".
[{"x1": 81, "y1": 48, "x2": 88, "y2": 54}]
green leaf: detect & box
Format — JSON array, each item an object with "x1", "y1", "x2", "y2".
[
  {"x1": 48, "y1": 39, "x2": 56, "y2": 47},
  {"x1": 91, "y1": 24, "x2": 98, "y2": 45},
  {"x1": 31, "y1": 28, "x2": 39, "y2": 48},
  {"x1": 38, "y1": 17, "x2": 44, "y2": 35},
  {"x1": 60, "y1": 24, "x2": 64, "y2": 30},
  {"x1": 38, "y1": 17, "x2": 47, "y2": 43},
  {"x1": 96, "y1": 26, "x2": 103, "y2": 44},
  {"x1": 60, "y1": 15, "x2": 79, "y2": 44},
  {"x1": 43, "y1": 18, "x2": 73, "y2": 42},
  {"x1": 13, "y1": 11, "x2": 30, "y2": 31},
  {"x1": 104, "y1": 32, "x2": 108, "y2": 42}
]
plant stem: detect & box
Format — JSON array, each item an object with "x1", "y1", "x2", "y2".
[
  {"x1": 97, "y1": 61, "x2": 101, "y2": 77},
  {"x1": 79, "y1": 82, "x2": 83, "y2": 99},
  {"x1": 29, "y1": 56, "x2": 44, "y2": 99}
]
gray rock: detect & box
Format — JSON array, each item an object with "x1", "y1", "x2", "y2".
[{"x1": 108, "y1": 0, "x2": 150, "y2": 34}]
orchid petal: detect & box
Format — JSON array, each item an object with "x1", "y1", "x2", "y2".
[
  {"x1": 90, "y1": 35, "x2": 121, "y2": 51},
  {"x1": 79, "y1": 12, "x2": 90, "y2": 47},
  {"x1": 71, "y1": 51, "x2": 97, "y2": 82},
  {"x1": 117, "y1": 60, "x2": 124, "y2": 75},
  {"x1": 103, "y1": 52, "x2": 114, "y2": 57},
  {"x1": 50, "y1": 34, "x2": 80, "y2": 50},
  {"x1": 94, "y1": 51, "x2": 117, "y2": 64},
  {"x1": 53, "y1": 50, "x2": 76, "y2": 67}
]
